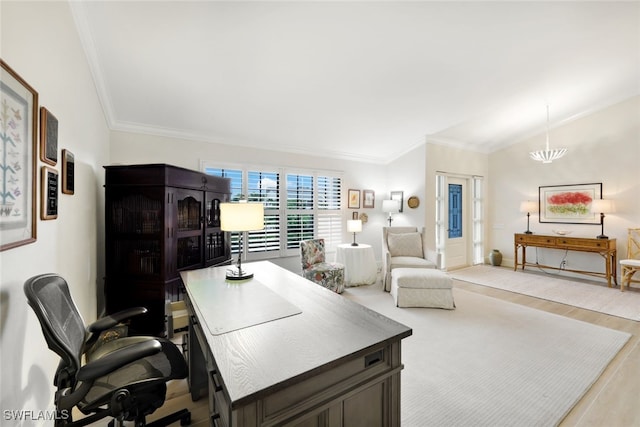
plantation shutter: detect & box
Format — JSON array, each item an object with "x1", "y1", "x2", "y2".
[
  {"x1": 286, "y1": 173, "x2": 314, "y2": 250},
  {"x1": 247, "y1": 171, "x2": 280, "y2": 254},
  {"x1": 317, "y1": 175, "x2": 342, "y2": 250}
]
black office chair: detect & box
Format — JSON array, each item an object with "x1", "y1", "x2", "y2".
[{"x1": 24, "y1": 273, "x2": 191, "y2": 427}]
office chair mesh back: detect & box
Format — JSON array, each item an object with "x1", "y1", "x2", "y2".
[{"x1": 24, "y1": 274, "x2": 86, "y2": 380}]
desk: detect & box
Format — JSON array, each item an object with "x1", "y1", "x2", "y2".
[
  {"x1": 514, "y1": 233, "x2": 617, "y2": 287},
  {"x1": 335, "y1": 243, "x2": 377, "y2": 286},
  {"x1": 181, "y1": 261, "x2": 411, "y2": 427}
]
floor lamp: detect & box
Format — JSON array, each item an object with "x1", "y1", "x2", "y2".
[{"x1": 220, "y1": 201, "x2": 264, "y2": 280}]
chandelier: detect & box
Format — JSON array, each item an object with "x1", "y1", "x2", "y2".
[{"x1": 529, "y1": 105, "x2": 567, "y2": 163}]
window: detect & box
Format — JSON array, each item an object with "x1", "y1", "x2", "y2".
[
  {"x1": 247, "y1": 171, "x2": 280, "y2": 255},
  {"x1": 286, "y1": 173, "x2": 314, "y2": 249},
  {"x1": 316, "y1": 175, "x2": 342, "y2": 248},
  {"x1": 204, "y1": 164, "x2": 342, "y2": 259}
]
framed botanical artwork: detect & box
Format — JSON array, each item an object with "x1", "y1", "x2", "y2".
[
  {"x1": 348, "y1": 189, "x2": 360, "y2": 209},
  {"x1": 62, "y1": 149, "x2": 75, "y2": 195},
  {"x1": 539, "y1": 183, "x2": 602, "y2": 224},
  {"x1": 390, "y1": 191, "x2": 404, "y2": 213},
  {"x1": 363, "y1": 190, "x2": 375, "y2": 208},
  {"x1": 0, "y1": 60, "x2": 38, "y2": 251},
  {"x1": 40, "y1": 106, "x2": 58, "y2": 165},
  {"x1": 41, "y1": 166, "x2": 58, "y2": 220}
]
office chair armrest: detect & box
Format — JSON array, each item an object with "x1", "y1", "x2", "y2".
[
  {"x1": 77, "y1": 340, "x2": 162, "y2": 381},
  {"x1": 87, "y1": 307, "x2": 148, "y2": 333}
]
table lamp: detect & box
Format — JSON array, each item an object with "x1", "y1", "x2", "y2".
[
  {"x1": 519, "y1": 201, "x2": 538, "y2": 234},
  {"x1": 382, "y1": 200, "x2": 400, "y2": 226},
  {"x1": 220, "y1": 201, "x2": 264, "y2": 280},
  {"x1": 347, "y1": 220, "x2": 362, "y2": 246},
  {"x1": 590, "y1": 199, "x2": 612, "y2": 239}
]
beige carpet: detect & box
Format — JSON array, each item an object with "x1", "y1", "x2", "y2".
[
  {"x1": 450, "y1": 265, "x2": 640, "y2": 321},
  {"x1": 343, "y1": 283, "x2": 630, "y2": 427}
]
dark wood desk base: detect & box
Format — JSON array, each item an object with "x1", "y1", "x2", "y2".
[{"x1": 514, "y1": 234, "x2": 618, "y2": 287}]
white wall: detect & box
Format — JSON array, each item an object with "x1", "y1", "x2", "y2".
[
  {"x1": 385, "y1": 144, "x2": 427, "y2": 229},
  {"x1": 488, "y1": 96, "x2": 640, "y2": 279},
  {"x1": 0, "y1": 1, "x2": 110, "y2": 420}
]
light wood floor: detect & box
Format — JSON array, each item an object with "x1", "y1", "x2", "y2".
[{"x1": 92, "y1": 277, "x2": 640, "y2": 426}]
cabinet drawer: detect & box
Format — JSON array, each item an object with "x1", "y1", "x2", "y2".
[
  {"x1": 185, "y1": 296, "x2": 209, "y2": 366},
  {"x1": 210, "y1": 368, "x2": 230, "y2": 427},
  {"x1": 556, "y1": 237, "x2": 610, "y2": 249},
  {"x1": 262, "y1": 345, "x2": 392, "y2": 422},
  {"x1": 517, "y1": 235, "x2": 555, "y2": 245}
]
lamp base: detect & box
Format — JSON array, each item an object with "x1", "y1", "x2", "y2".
[
  {"x1": 351, "y1": 242, "x2": 359, "y2": 246},
  {"x1": 596, "y1": 235, "x2": 608, "y2": 240},
  {"x1": 524, "y1": 230, "x2": 533, "y2": 234},
  {"x1": 225, "y1": 267, "x2": 254, "y2": 281}
]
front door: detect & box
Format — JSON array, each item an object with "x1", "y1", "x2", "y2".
[{"x1": 445, "y1": 177, "x2": 468, "y2": 269}]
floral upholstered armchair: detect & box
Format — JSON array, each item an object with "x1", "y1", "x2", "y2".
[{"x1": 300, "y1": 239, "x2": 345, "y2": 293}]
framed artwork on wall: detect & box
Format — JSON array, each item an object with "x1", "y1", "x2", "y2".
[
  {"x1": 539, "y1": 183, "x2": 602, "y2": 224},
  {"x1": 62, "y1": 149, "x2": 75, "y2": 195},
  {"x1": 40, "y1": 106, "x2": 58, "y2": 165},
  {"x1": 363, "y1": 190, "x2": 375, "y2": 208},
  {"x1": 390, "y1": 191, "x2": 404, "y2": 213},
  {"x1": 0, "y1": 60, "x2": 38, "y2": 251},
  {"x1": 348, "y1": 189, "x2": 360, "y2": 209},
  {"x1": 41, "y1": 166, "x2": 58, "y2": 220}
]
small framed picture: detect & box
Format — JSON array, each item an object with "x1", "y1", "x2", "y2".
[
  {"x1": 62, "y1": 149, "x2": 75, "y2": 195},
  {"x1": 348, "y1": 189, "x2": 360, "y2": 209},
  {"x1": 363, "y1": 190, "x2": 375, "y2": 208},
  {"x1": 41, "y1": 166, "x2": 58, "y2": 220},
  {"x1": 352, "y1": 211, "x2": 359, "y2": 220},
  {"x1": 391, "y1": 191, "x2": 404, "y2": 213},
  {"x1": 40, "y1": 107, "x2": 58, "y2": 165}
]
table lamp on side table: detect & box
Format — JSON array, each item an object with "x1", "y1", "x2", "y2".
[
  {"x1": 347, "y1": 220, "x2": 362, "y2": 246},
  {"x1": 220, "y1": 201, "x2": 264, "y2": 280},
  {"x1": 519, "y1": 201, "x2": 537, "y2": 234},
  {"x1": 591, "y1": 199, "x2": 612, "y2": 239}
]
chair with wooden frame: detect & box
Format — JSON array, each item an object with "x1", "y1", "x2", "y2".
[{"x1": 620, "y1": 228, "x2": 640, "y2": 292}]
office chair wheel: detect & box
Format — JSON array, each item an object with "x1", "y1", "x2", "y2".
[{"x1": 180, "y1": 413, "x2": 191, "y2": 426}]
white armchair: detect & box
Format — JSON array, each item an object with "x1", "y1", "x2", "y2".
[{"x1": 382, "y1": 227, "x2": 440, "y2": 291}]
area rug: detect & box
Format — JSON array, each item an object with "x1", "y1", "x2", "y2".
[
  {"x1": 343, "y1": 284, "x2": 630, "y2": 427},
  {"x1": 449, "y1": 265, "x2": 640, "y2": 321}
]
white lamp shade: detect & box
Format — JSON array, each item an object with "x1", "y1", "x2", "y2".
[
  {"x1": 220, "y1": 202, "x2": 264, "y2": 231},
  {"x1": 591, "y1": 199, "x2": 612, "y2": 214},
  {"x1": 382, "y1": 199, "x2": 400, "y2": 213},
  {"x1": 347, "y1": 220, "x2": 362, "y2": 233},
  {"x1": 519, "y1": 201, "x2": 538, "y2": 213}
]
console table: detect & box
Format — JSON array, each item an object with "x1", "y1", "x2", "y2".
[
  {"x1": 514, "y1": 233, "x2": 617, "y2": 287},
  {"x1": 181, "y1": 261, "x2": 412, "y2": 426}
]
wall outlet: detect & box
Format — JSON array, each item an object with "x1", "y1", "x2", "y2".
[{"x1": 561, "y1": 260, "x2": 567, "y2": 269}]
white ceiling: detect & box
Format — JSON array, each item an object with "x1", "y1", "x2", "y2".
[{"x1": 70, "y1": 1, "x2": 640, "y2": 164}]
